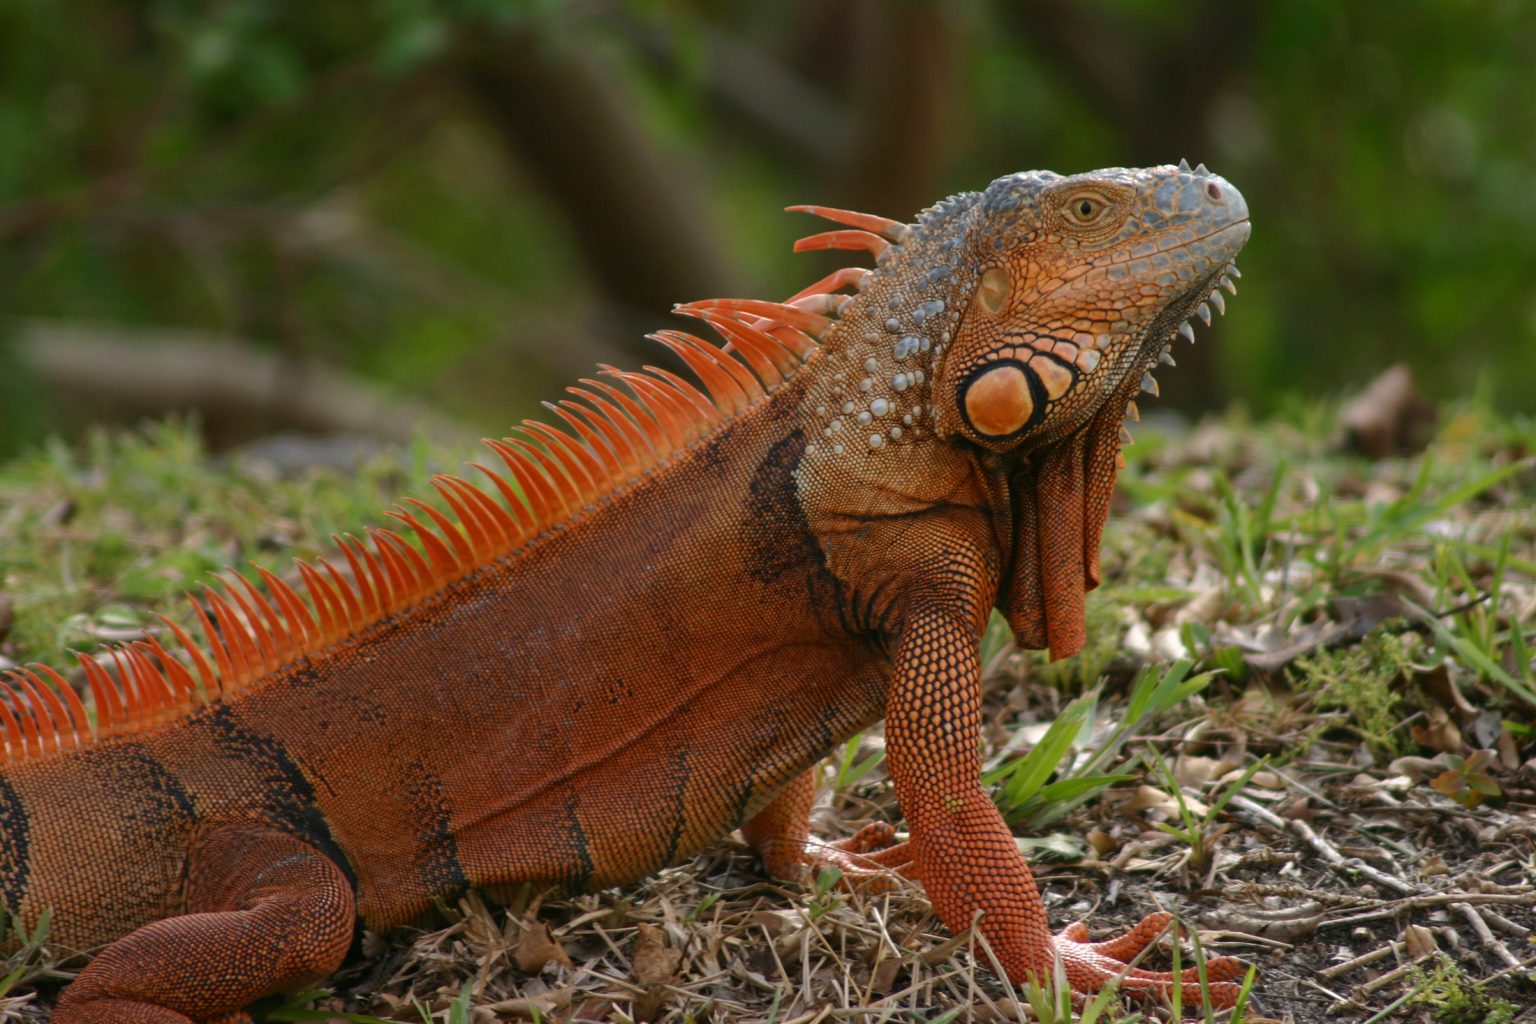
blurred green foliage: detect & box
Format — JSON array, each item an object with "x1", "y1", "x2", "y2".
[{"x1": 1, "y1": 1, "x2": 1533, "y2": 454}]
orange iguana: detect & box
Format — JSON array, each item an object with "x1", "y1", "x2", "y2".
[{"x1": 3, "y1": 163, "x2": 1249, "y2": 1022}]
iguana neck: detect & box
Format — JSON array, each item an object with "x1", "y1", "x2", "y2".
[{"x1": 793, "y1": 191, "x2": 982, "y2": 466}]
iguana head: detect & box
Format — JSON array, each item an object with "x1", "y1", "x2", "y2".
[
  {"x1": 931, "y1": 164, "x2": 1250, "y2": 451},
  {"x1": 929, "y1": 164, "x2": 1248, "y2": 659}
]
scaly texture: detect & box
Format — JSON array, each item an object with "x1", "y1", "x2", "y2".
[{"x1": 2, "y1": 163, "x2": 1249, "y2": 1021}]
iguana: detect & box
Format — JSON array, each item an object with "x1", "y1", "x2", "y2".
[{"x1": 2, "y1": 163, "x2": 1250, "y2": 1022}]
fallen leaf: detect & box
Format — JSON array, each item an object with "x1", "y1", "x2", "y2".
[
  {"x1": 1084, "y1": 828, "x2": 1118, "y2": 856},
  {"x1": 1418, "y1": 854, "x2": 1449, "y2": 879},
  {"x1": 1119, "y1": 784, "x2": 1209, "y2": 819},
  {"x1": 1245, "y1": 770, "x2": 1285, "y2": 790},
  {"x1": 631, "y1": 923, "x2": 683, "y2": 1023},
  {"x1": 868, "y1": 956, "x2": 903, "y2": 995},
  {"x1": 1411, "y1": 707, "x2": 1463, "y2": 753},
  {"x1": 632, "y1": 922, "x2": 682, "y2": 986},
  {"x1": 514, "y1": 919, "x2": 572, "y2": 973},
  {"x1": 1386, "y1": 755, "x2": 1444, "y2": 782},
  {"x1": 1174, "y1": 584, "x2": 1227, "y2": 626},
  {"x1": 1176, "y1": 755, "x2": 1234, "y2": 789},
  {"x1": 487, "y1": 986, "x2": 576, "y2": 1018},
  {"x1": 1337, "y1": 363, "x2": 1436, "y2": 458},
  {"x1": 1402, "y1": 923, "x2": 1438, "y2": 958}
]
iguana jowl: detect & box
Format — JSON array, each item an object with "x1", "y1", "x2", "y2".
[{"x1": 1, "y1": 164, "x2": 1250, "y2": 1021}]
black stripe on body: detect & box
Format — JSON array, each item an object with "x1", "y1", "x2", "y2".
[
  {"x1": 741, "y1": 429, "x2": 857, "y2": 637},
  {"x1": 0, "y1": 775, "x2": 28, "y2": 917},
  {"x1": 403, "y1": 762, "x2": 468, "y2": 900},
  {"x1": 725, "y1": 777, "x2": 756, "y2": 832},
  {"x1": 110, "y1": 743, "x2": 197, "y2": 825},
  {"x1": 200, "y1": 703, "x2": 358, "y2": 892},
  {"x1": 561, "y1": 794, "x2": 594, "y2": 891},
  {"x1": 661, "y1": 748, "x2": 689, "y2": 865}
]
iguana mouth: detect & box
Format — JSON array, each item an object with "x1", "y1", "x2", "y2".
[{"x1": 1140, "y1": 242, "x2": 1248, "y2": 393}]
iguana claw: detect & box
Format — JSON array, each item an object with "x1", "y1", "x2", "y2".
[{"x1": 1054, "y1": 912, "x2": 1246, "y2": 1009}]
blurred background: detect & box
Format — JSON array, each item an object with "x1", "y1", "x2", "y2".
[{"x1": 2, "y1": 0, "x2": 1533, "y2": 455}]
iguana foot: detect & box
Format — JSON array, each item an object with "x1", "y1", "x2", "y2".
[{"x1": 1054, "y1": 912, "x2": 1245, "y2": 1009}]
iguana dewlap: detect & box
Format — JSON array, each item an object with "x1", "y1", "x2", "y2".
[{"x1": 2, "y1": 164, "x2": 1250, "y2": 1021}]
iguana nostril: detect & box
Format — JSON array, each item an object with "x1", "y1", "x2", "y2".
[{"x1": 1206, "y1": 182, "x2": 1222, "y2": 201}]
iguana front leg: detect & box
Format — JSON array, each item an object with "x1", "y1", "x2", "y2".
[
  {"x1": 54, "y1": 826, "x2": 354, "y2": 1024},
  {"x1": 888, "y1": 551, "x2": 1244, "y2": 1008}
]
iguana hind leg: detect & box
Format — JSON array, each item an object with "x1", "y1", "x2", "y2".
[
  {"x1": 742, "y1": 769, "x2": 916, "y2": 886},
  {"x1": 54, "y1": 826, "x2": 355, "y2": 1024}
]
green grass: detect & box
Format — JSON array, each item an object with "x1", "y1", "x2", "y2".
[
  {"x1": 1042, "y1": 400, "x2": 1535, "y2": 736},
  {"x1": 0, "y1": 418, "x2": 449, "y2": 675},
  {"x1": 1146, "y1": 747, "x2": 1269, "y2": 877},
  {"x1": 0, "y1": 906, "x2": 57, "y2": 1001},
  {"x1": 983, "y1": 660, "x2": 1217, "y2": 829}
]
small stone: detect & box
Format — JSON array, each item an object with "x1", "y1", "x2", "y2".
[
  {"x1": 870, "y1": 397, "x2": 889, "y2": 416},
  {"x1": 889, "y1": 426, "x2": 902, "y2": 440},
  {"x1": 859, "y1": 377, "x2": 873, "y2": 392},
  {"x1": 842, "y1": 401, "x2": 854, "y2": 414},
  {"x1": 857, "y1": 411, "x2": 872, "y2": 425},
  {"x1": 885, "y1": 318, "x2": 900, "y2": 332},
  {"x1": 868, "y1": 434, "x2": 884, "y2": 449},
  {"x1": 892, "y1": 373, "x2": 910, "y2": 392},
  {"x1": 864, "y1": 356, "x2": 878, "y2": 373}
]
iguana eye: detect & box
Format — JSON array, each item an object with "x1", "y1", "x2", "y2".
[{"x1": 1065, "y1": 193, "x2": 1107, "y2": 225}]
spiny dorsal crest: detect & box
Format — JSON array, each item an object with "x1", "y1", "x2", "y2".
[{"x1": 0, "y1": 202, "x2": 914, "y2": 768}]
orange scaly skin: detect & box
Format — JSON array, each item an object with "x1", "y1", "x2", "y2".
[{"x1": 2, "y1": 164, "x2": 1250, "y2": 1021}]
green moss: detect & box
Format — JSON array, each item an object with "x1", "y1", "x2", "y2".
[
  {"x1": 1290, "y1": 626, "x2": 1419, "y2": 759},
  {"x1": 1404, "y1": 956, "x2": 1517, "y2": 1024}
]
